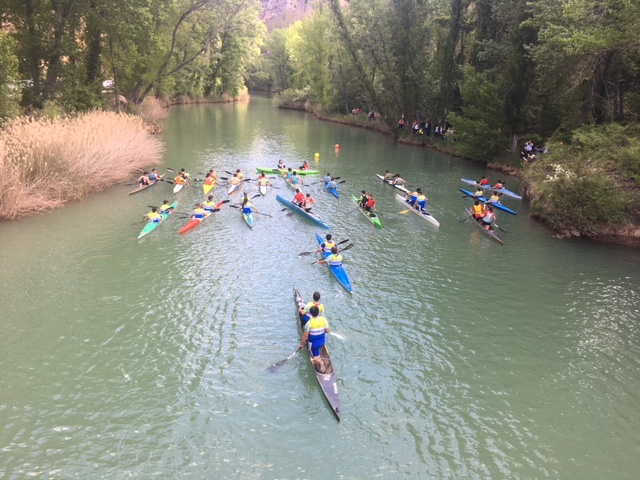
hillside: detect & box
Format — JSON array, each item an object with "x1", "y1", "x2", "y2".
[{"x1": 259, "y1": 0, "x2": 315, "y2": 29}]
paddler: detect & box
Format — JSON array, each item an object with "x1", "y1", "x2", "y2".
[
  {"x1": 392, "y1": 174, "x2": 406, "y2": 187},
  {"x1": 364, "y1": 193, "x2": 377, "y2": 215},
  {"x1": 143, "y1": 206, "x2": 162, "y2": 223},
  {"x1": 323, "y1": 173, "x2": 332, "y2": 185},
  {"x1": 472, "y1": 200, "x2": 484, "y2": 222},
  {"x1": 472, "y1": 186, "x2": 484, "y2": 197},
  {"x1": 481, "y1": 205, "x2": 497, "y2": 231},
  {"x1": 235, "y1": 169, "x2": 245, "y2": 180},
  {"x1": 488, "y1": 191, "x2": 501, "y2": 204},
  {"x1": 203, "y1": 195, "x2": 217, "y2": 213},
  {"x1": 315, "y1": 233, "x2": 336, "y2": 255},
  {"x1": 383, "y1": 170, "x2": 394, "y2": 181},
  {"x1": 414, "y1": 189, "x2": 428, "y2": 211},
  {"x1": 293, "y1": 188, "x2": 305, "y2": 207},
  {"x1": 203, "y1": 172, "x2": 217, "y2": 188},
  {"x1": 179, "y1": 168, "x2": 192, "y2": 180},
  {"x1": 479, "y1": 176, "x2": 490, "y2": 186},
  {"x1": 299, "y1": 160, "x2": 310, "y2": 170},
  {"x1": 302, "y1": 192, "x2": 316, "y2": 212},
  {"x1": 277, "y1": 159, "x2": 286, "y2": 169},
  {"x1": 289, "y1": 171, "x2": 304, "y2": 187},
  {"x1": 148, "y1": 169, "x2": 161, "y2": 182},
  {"x1": 240, "y1": 192, "x2": 259, "y2": 215},
  {"x1": 493, "y1": 180, "x2": 504, "y2": 189},
  {"x1": 159, "y1": 199, "x2": 175, "y2": 214},
  {"x1": 229, "y1": 173, "x2": 242, "y2": 187},
  {"x1": 407, "y1": 188, "x2": 419, "y2": 206},
  {"x1": 358, "y1": 190, "x2": 369, "y2": 208},
  {"x1": 175, "y1": 172, "x2": 190, "y2": 187},
  {"x1": 257, "y1": 173, "x2": 273, "y2": 189},
  {"x1": 299, "y1": 306, "x2": 331, "y2": 372},
  {"x1": 317, "y1": 246, "x2": 344, "y2": 267},
  {"x1": 326, "y1": 177, "x2": 338, "y2": 190},
  {"x1": 136, "y1": 171, "x2": 151, "y2": 186},
  {"x1": 190, "y1": 203, "x2": 206, "y2": 220},
  {"x1": 283, "y1": 168, "x2": 294, "y2": 181},
  {"x1": 298, "y1": 291, "x2": 326, "y2": 326}
]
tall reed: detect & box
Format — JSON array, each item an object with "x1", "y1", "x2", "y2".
[{"x1": 0, "y1": 111, "x2": 164, "y2": 219}]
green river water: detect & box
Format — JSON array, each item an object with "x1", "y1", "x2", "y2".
[{"x1": 1, "y1": 96, "x2": 639, "y2": 479}]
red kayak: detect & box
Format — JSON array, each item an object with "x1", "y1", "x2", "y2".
[{"x1": 178, "y1": 200, "x2": 227, "y2": 234}]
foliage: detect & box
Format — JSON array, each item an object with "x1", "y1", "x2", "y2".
[{"x1": 0, "y1": 32, "x2": 20, "y2": 121}]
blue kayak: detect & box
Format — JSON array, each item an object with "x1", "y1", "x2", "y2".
[
  {"x1": 276, "y1": 195, "x2": 330, "y2": 229},
  {"x1": 316, "y1": 233, "x2": 353, "y2": 293},
  {"x1": 460, "y1": 188, "x2": 517, "y2": 215},
  {"x1": 461, "y1": 178, "x2": 522, "y2": 200},
  {"x1": 326, "y1": 184, "x2": 340, "y2": 198}
]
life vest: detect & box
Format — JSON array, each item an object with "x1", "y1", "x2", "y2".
[
  {"x1": 473, "y1": 190, "x2": 483, "y2": 197},
  {"x1": 294, "y1": 192, "x2": 305, "y2": 203},
  {"x1": 203, "y1": 201, "x2": 216, "y2": 212},
  {"x1": 204, "y1": 177, "x2": 215, "y2": 186},
  {"x1": 305, "y1": 301, "x2": 325, "y2": 315},
  {"x1": 193, "y1": 207, "x2": 205, "y2": 219},
  {"x1": 303, "y1": 197, "x2": 315, "y2": 208},
  {"x1": 307, "y1": 315, "x2": 328, "y2": 344},
  {"x1": 489, "y1": 195, "x2": 500, "y2": 202},
  {"x1": 473, "y1": 204, "x2": 484, "y2": 217},
  {"x1": 258, "y1": 177, "x2": 268, "y2": 186},
  {"x1": 417, "y1": 194, "x2": 427, "y2": 205},
  {"x1": 493, "y1": 183, "x2": 503, "y2": 189},
  {"x1": 159, "y1": 205, "x2": 172, "y2": 213},
  {"x1": 322, "y1": 241, "x2": 336, "y2": 253},
  {"x1": 147, "y1": 211, "x2": 161, "y2": 223},
  {"x1": 175, "y1": 176, "x2": 186, "y2": 185},
  {"x1": 328, "y1": 253, "x2": 343, "y2": 266}
]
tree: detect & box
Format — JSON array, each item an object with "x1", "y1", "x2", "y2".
[{"x1": 0, "y1": 32, "x2": 21, "y2": 121}]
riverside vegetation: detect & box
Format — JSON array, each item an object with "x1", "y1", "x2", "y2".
[{"x1": 1, "y1": 1, "x2": 639, "y2": 243}]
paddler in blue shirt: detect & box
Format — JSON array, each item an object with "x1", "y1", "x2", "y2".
[
  {"x1": 326, "y1": 177, "x2": 338, "y2": 189},
  {"x1": 289, "y1": 171, "x2": 304, "y2": 187},
  {"x1": 283, "y1": 168, "x2": 293, "y2": 181},
  {"x1": 323, "y1": 173, "x2": 332, "y2": 185},
  {"x1": 299, "y1": 305, "x2": 331, "y2": 371},
  {"x1": 148, "y1": 169, "x2": 161, "y2": 182},
  {"x1": 315, "y1": 233, "x2": 336, "y2": 255},
  {"x1": 240, "y1": 192, "x2": 259, "y2": 214},
  {"x1": 191, "y1": 203, "x2": 206, "y2": 219},
  {"x1": 407, "y1": 189, "x2": 419, "y2": 206}
]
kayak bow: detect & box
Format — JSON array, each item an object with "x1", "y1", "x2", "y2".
[{"x1": 315, "y1": 233, "x2": 353, "y2": 293}]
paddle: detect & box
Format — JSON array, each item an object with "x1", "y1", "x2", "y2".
[
  {"x1": 254, "y1": 211, "x2": 273, "y2": 217},
  {"x1": 311, "y1": 176, "x2": 341, "y2": 186},
  {"x1": 329, "y1": 331, "x2": 345, "y2": 340},
  {"x1": 267, "y1": 345, "x2": 303, "y2": 372},
  {"x1": 310, "y1": 243, "x2": 354, "y2": 264},
  {"x1": 494, "y1": 223, "x2": 507, "y2": 233},
  {"x1": 298, "y1": 238, "x2": 350, "y2": 256}
]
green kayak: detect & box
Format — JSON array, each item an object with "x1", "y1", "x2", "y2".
[
  {"x1": 256, "y1": 167, "x2": 320, "y2": 175},
  {"x1": 351, "y1": 195, "x2": 382, "y2": 229},
  {"x1": 138, "y1": 201, "x2": 178, "y2": 239}
]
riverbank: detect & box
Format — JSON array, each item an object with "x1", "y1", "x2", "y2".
[
  {"x1": 277, "y1": 100, "x2": 640, "y2": 247},
  {"x1": 0, "y1": 111, "x2": 163, "y2": 220}
]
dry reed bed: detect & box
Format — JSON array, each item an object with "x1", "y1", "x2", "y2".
[{"x1": 0, "y1": 111, "x2": 164, "y2": 220}]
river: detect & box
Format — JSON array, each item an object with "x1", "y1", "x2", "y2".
[{"x1": 1, "y1": 95, "x2": 639, "y2": 479}]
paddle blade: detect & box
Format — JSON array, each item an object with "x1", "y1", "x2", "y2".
[
  {"x1": 399, "y1": 209, "x2": 411, "y2": 214},
  {"x1": 267, "y1": 346, "x2": 302, "y2": 372}
]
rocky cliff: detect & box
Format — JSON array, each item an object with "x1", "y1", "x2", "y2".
[{"x1": 259, "y1": 0, "x2": 315, "y2": 29}]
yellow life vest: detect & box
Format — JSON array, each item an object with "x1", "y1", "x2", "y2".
[{"x1": 307, "y1": 315, "x2": 328, "y2": 336}]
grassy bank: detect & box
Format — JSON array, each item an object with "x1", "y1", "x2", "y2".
[{"x1": 0, "y1": 111, "x2": 164, "y2": 220}]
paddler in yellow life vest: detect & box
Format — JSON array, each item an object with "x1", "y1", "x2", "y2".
[
  {"x1": 414, "y1": 189, "x2": 428, "y2": 211},
  {"x1": 143, "y1": 206, "x2": 162, "y2": 223},
  {"x1": 191, "y1": 203, "x2": 206, "y2": 220},
  {"x1": 229, "y1": 173, "x2": 241, "y2": 186},
  {"x1": 159, "y1": 199, "x2": 175, "y2": 214},
  {"x1": 179, "y1": 168, "x2": 192, "y2": 180},
  {"x1": 472, "y1": 200, "x2": 485, "y2": 222},
  {"x1": 235, "y1": 169, "x2": 245, "y2": 180},
  {"x1": 472, "y1": 187, "x2": 484, "y2": 197},
  {"x1": 203, "y1": 195, "x2": 217, "y2": 213},
  {"x1": 315, "y1": 233, "x2": 336, "y2": 255},
  {"x1": 407, "y1": 189, "x2": 419, "y2": 206},
  {"x1": 240, "y1": 192, "x2": 259, "y2": 214},
  {"x1": 299, "y1": 305, "x2": 331, "y2": 371},
  {"x1": 298, "y1": 291, "x2": 326, "y2": 325},
  {"x1": 488, "y1": 191, "x2": 501, "y2": 204},
  {"x1": 318, "y1": 246, "x2": 343, "y2": 267}
]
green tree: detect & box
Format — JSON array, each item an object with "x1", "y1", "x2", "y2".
[{"x1": 0, "y1": 32, "x2": 21, "y2": 120}]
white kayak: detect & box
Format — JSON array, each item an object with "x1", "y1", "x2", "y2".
[
  {"x1": 395, "y1": 194, "x2": 440, "y2": 227},
  {"x1": 376, "y1": 174, "x2": 410, "y2": 194},
  {"x1": 173, "y1": 184, "x2": 184, "y2": 194}
]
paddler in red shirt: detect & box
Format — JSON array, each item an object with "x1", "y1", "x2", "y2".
[{"x1": 293, "y1": 188, "x2": 305, "y2": 207}]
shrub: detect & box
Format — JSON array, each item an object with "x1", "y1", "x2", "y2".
[{"x1": 0, "y1": 111, "x2": 164, "y2": 219}]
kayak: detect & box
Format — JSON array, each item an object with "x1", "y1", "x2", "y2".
[
  {"x1": 276, "y1": 194, "x2": 330, "y2": 230},
  {"x1": 257, "y1": 167, "x2": 319, "y2": 175},
  {"x1": 351, "y1": 195, "x2": 382, "y2": 229},
  {"x1": 203, "y1": 181, "x2": 216, "y2": 194},
  {"x1": 173, "y1": 183, "x2": 184, "y2": 194},
  {"x1": 464, "y1": 207, "x2": 504, "y2": 245},
  {"x1": 375, "y1": 174, "x2": 410, "y2": 194},
  {"x1": 138, "y1": 201, "x2": 178, "y2": 239},
  {"x1": 293, "y1": 287, "x2": 341, "y2": 420},
  {"x1": 395, "y1": 194, "x2": 440, "y2": 227},
  {"x1": 285, "y1": 179, "x2": 305, "y2": 191},
  {"x1": 459, "y1": 188, "x2": 518, "y2": 215},
  {"x1": 228, "y1": 183, "x2": 241, "y2": 196},
  {"x1": 315, "y1": 233, "x2": 353, "y2": 293},
  {"x1": 178, "y1": 211, "x2": 212, "y2": 235},
  {"x1": 461, "y1": 178, "x2": 522, "y2": 200},
  {"x1": 326, "y1": 184, "x2": 340, "y2": 198},
  {"x1": 128, "y1": 173, "x2": 167, "y2": 195},
  {"x1": 243, "y1": 211, "x2": 254, "y2": 228},
  {"x1": 259, "y1": 184, "x2": 267, "y2": 195}
]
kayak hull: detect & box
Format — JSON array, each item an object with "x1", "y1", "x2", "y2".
[
  {"x1": 394, "y1": 194, "x2": 440, "y2": 227},
  {"x1": 179, "y1": 212, "x2": 211, "y2": 234},
  {"x1": 293, "y1": 287, "x2": 341, "y2": 420},
  {"x1": 460, "y1": 189, "x2": 518, "y2": 215},
  {"x1": 228, "y1": 183, "x2": 240, "y2": 196},
  {"x1": 243, "y1": 212, "x2": 254, "y2": 228},
  {"x1": 276, "y1": 195, "x2": 330, "y2": 230},
  {"x1": 173, "y1": 184, "x2": 184, "y2": 194},
  {"x1": 259, "y1": 185, "x2": 267, "y2": 195},
  {"x1": 351, "y1": 195, "x2": 382, "y2": 228},
  {"x1": 315, "y1": 233, "x2": 353, "y2": 293},
  {"x1": 128, "y1": 173, "x2": 167, "y2": 195},
  {"x1": 138, "y1": 201, "x2": 178, "y2": 239},
  {"x1": 375, "y1": 174, "x2": 409, "y2": 194},
  {"x1": 326, "y1": 186, "x2": 340, "y2": 198},
  {"x1": 203, "y1": 182, "x2": 215, "y2": 194},
  {"x1": 461, "y1": 178, "x2": 522, "y2": 200},
  {"x1": 465, "y1": 207, "x2": 504, "y2": 244}
]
